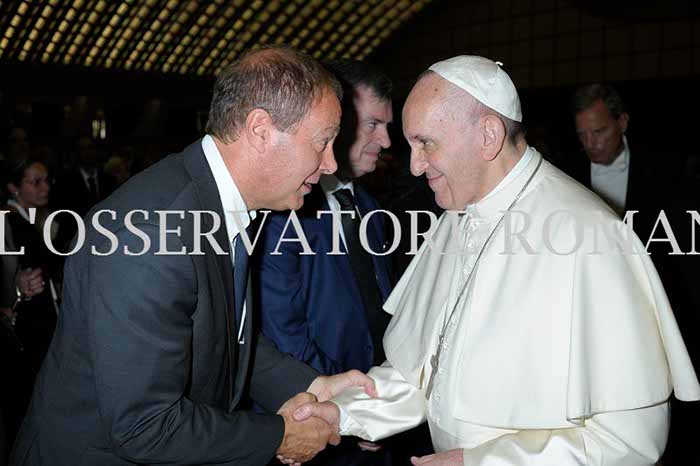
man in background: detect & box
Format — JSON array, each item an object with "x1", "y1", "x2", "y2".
[{"x1": 255, "y1": 60, "x2": 431, "y2": 465}]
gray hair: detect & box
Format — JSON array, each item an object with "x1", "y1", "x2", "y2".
[
  {"x1": 206, "y1": 46, "x2": 342, "y2": 143},
  {"x1": 571, "y1": 83, "x2": 626, "y2": 119}
]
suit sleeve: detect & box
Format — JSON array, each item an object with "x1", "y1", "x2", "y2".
[
  {"x1": 88, "y1": 225, "x2": 284, "y2": 465},
  {"x1": 249, "y1": 333, "x2": 319, "y2": 412},
  {"x1": 255, "y1": 213, "x2": 345, "y2": 374}
]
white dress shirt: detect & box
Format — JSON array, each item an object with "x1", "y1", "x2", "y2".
[
  {"x1": 590, "y1": 136, "x2": 630, "y2": 215},
  {"x1": 202, "y1": 135, "x2": 256, "y2": 343},
  {"x1": 320, "y1": 174, "x2": 356, "y2": 245},
  {"x1": 79, "y1": 166, "x2": 99, "y2": 196}
]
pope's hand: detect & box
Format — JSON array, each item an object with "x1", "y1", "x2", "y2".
[
  {"x1": 411, "y1": 449, "x2": 464, "y2": 465},
  {"x1": 276, "y1": 393, "x2": 340, "y2": 465},
  {"x1": 306, "y1": 369, "x2": 377, "y2": 402}
]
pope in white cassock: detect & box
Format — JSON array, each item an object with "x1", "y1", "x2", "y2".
[{"x1": 290, "y1": 56, "x2": 700, "y2": 466}]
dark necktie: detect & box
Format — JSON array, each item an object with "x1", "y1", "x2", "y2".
[
  {"x1": 333, "y1": 188, "x2": 390, "y2": 365},
  {"x1": 233, "y1": 221, "x2": 256, "y2": 341},
  {"x1": 86, "y1": 172, "x2": 99, "y2": 200}
]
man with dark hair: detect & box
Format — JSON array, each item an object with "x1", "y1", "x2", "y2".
[
  {"x1": 253, "y1": 59, "x2": 407, "y2": 464},
  {"x1": 568, "y1": 83, "x2": 681, "y2": 231},
  {"x1": 53, "y1": 135, "x2": 115, "y2": 219},
  {"x1": 10, "y1": 46, "x2": 375, "y2": 466}
]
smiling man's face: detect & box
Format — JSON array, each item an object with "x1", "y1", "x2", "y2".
[{"x1": 403, "y1": 74, "x2": 488, "y2": 210}]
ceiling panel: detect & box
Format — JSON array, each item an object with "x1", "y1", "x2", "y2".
[{"x1": 0, "y1": 0, "x2": 436, "y2": 76}]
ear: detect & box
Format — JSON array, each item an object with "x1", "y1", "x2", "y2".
[
  {"x1": 618, "y1": 112, "x2": 629, "y2": 133},
  {"x1": 7, "y1": 182, "x2": 17, "y2": 196},
  {"x1": 244, "y1": 108, "x2": 276, "y2": 154},
  {"x1": 481, "y1": 115, "x2": 506, "y2": 161}
]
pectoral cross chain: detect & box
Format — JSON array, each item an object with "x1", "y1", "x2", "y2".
[
  {"x1": 422, "y1": 157, "x2": 543, "y2": 403},
  {"x1": 425, "y1": 332, "x2": 445, "y2": 399}
]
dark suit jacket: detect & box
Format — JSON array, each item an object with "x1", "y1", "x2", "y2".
[
  {"x1": 254, "y1": 184, "x2": 394, "y2": 376},
  {"x1": 11, "y1": 140, "x2": 317, "y2": 466},
  {"x1": 52, "y1": 168, "x2": 115, "y2": 219}
]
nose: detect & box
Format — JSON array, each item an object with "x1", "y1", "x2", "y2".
[
  {"x1": 320, "y1": 145, "x2": 337, "y2": 175},
  {"x1": 580, "y1": 132, "x2": 600, "y2": 152},
  {"x1": 377, "y1": 126, "x2": 391, "y2": 150},
  {"x1": 409, "y1": 149, "x2": 428, "y2": 177}
]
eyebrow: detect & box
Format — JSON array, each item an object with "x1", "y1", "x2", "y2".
[
  {"x1": 576, "y1": 125, "x2": 607, "y2": 134},
  {"x1": 318, "y1": 125, "x2": 340, "y2": 138},
  {"x1": 366, "y1": 114, "x2": 392, "y2": 122}
]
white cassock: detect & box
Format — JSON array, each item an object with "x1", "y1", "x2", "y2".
[{"x1": 333, "y1": 147, "x2": 700, "y2": 465}]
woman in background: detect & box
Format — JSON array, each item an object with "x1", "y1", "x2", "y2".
[{"x1": 3, "y1": 157, "x2": 62, "y2": 452}]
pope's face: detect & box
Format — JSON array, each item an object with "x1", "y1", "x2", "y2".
[
  {"x1": 403, "y1": 75, "x2": 486, "y2": 210},
  {"x1": 575, "y1": 99, "x2": 628, "y2": 165}
]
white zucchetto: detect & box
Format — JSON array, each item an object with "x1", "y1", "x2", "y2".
[{"x1": 429, "y1": 55, "x2": 522, "y2": 122}]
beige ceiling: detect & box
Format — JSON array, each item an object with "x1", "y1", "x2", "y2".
[{"x1": 0, "y1": 0, "x2": 435, "y2": 76}]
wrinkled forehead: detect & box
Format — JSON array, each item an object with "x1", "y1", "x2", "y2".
[{"x1": 404, "y1": 75, "x2": 468, "y2": 131}]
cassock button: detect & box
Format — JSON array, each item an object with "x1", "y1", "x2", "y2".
[
  {"x1": 435, "y1": 392, "x2": 441, "y2": 401},
  {"x1": 438, "y1": 367, "x2": 446, "y2": 375},
  {"x1": 435, "y1": 416, "x2": 442, "y2": 425}
]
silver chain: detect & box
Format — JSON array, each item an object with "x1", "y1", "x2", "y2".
[{"x1": 432, "y1": 157, "x2": 542, "y2": 371}]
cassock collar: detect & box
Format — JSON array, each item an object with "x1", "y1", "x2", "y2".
[{"x1": 464, "y1": 146, "x2": 540, "y2": 220}]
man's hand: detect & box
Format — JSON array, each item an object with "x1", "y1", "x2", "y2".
[
  {"x1": 292, "y1": 400, "x2": 340, "y2": 430},
  {"x1": 276, "y1": 393, "x2": 340, "y2": 465},
  {"x1": 411, "y1": 449, "x2": 464, "y2": 465},
  {"x1": 306, "y1": 369, "x2": 377, "y2": 402},
  {"x1": 16, "y1": 267, "x2": 44, "y2": 298}
]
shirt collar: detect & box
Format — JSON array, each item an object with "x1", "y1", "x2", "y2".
[
  {"x1": 464, "y1": 146, "x2": 541, "y2": 219},
  {"x1": 320, "y1": 174, "x2": 355, "y2": 196},
  {"x1": 201, "y1": 134, "x2": 256, "y2": 244},
  {"x1": 7, "y1": 199, "x2": 30, "y2": 222},
  {"x1": 591, "y1": 135, "x2": 630, "y2": 176},
  {"x1": 79, "y1": 166, "x2": 97, "y2": 181}
]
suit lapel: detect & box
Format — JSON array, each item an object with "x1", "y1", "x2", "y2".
[{"x1": 183, "y1": 140, "x2": 238, "y2": 408}]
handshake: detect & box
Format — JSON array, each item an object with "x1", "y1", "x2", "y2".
[{"x1": 275, "y1": 370, "x2": 378, "y2": 465}]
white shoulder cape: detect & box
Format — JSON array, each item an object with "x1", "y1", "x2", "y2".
[{"x1": 383, "y1": 150, "x2": 700, "y2": 429}]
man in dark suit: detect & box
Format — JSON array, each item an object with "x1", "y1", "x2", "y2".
[
  {"x1": 10, "y1": 47, "x2": 375, "y2": 466},
  {"x1": 53, "y1": 136, "x2": 114, "y2": 219},
  {"x1": 254, "y1": 60, "x2": 432, "y2": 465},
  {"x1": 567, "y1": 83, "x2": 681, "y2": 243},
  {"x1": 255, "y1": 60, "x2": 394, "y2": 377}
]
